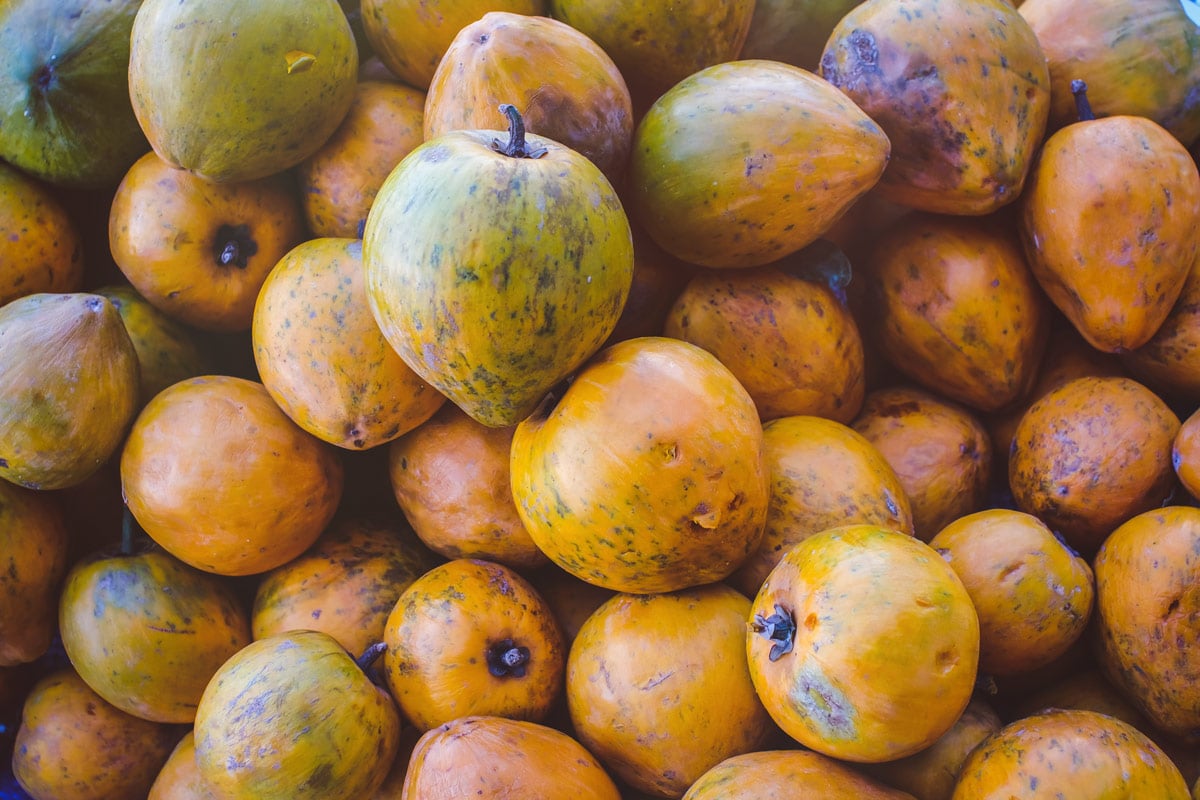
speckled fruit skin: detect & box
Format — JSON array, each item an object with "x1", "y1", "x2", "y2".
[
  {"x1": 684, "y1": 749, "x2": 919, "y2": 799},
  {"x1": 510, "y1": 336, "x2": 769, "y2": 594},
  {"x1": 119, "y1": 375, "x2": 344, "y2": 577},
  {"x1": 253, "y1": 237, "x2": 445, "y2": 450},
  {"x1": 1093, "y1": 506, "x2": 1200, "y2": 743},
  {"x1": 747, "y1": 524, "x2": 980, "y2": 763},
  {"x1": 58, "y1": 545, "x2": 251, "y2": 724},
  {"x1": 1007, "y1": 375, "x2": 1180, "y2": 556},
  {"x1": 728, "y1": 415, "x2": 913, "y2": 599},
  {"x1": 194, "y1": 631, "x2": 401, "y2": 800},
  {"x1": 663, "y1": 267, "x2": 866, "y2": 423},
  {"x1": 951, "y1": 709, "x2": 1191, "y2": 798},
  {"x1": 819, "y1": 0, "x2": 1050, "y2": 215},
  {"x1": 128, "y1": 0, "x2": 359, "y2": 183},
  {"x1": 1125, "y1": 259, "x2": 1200, "y2": 404},
  {"x1": 1019, "y1": 113, "x2": 1200, "y2": 353},
  {"x1": 865, "y1": 213, "x2": 1050, "y2": 413},
  {"x1": 629, "y1": 59, "x2": 890, "y2": 269},
  {"x1": 424, "y1": 12, "x2": 633, "y2": 183},
  {"x1": 363, "y1": 118, "x2": 633, "y2": 429},
  {"x1": 566, "y1": 584, "x2": 773, "y2": 796},
  {"x1": 0, "y1": 161, "x2": 83, "y2": 307},
  {"x1": 382, "y1": 558, "x2": 565, "y2": 732},
  {"x1": 12, "y1": 668, "x2": 180, "y2": 800},
  {"x1": 929, "y1": 508, "x2": 1094, "y2": 677},
  {"x1": 401, "y1": 715, "x2": 621, "y2": 800},
  {"x1": 0, "y1": 292, "x2": 139, "y2": 491},
  {"x1": 0, "y1": 481, "x2": 68, "y2": 666}
]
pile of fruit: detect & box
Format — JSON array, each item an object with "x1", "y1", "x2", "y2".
[{"x1": 2, "y1": 0, "x2": 1199, "y2": 797}]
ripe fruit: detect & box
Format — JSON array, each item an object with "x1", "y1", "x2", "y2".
[
  {"x1": 0, "y1": 162, "x2": 83, "y2": 307},
  {"x1": 0, "y1": 481, "x2": 68, "y2": 666},
  {"x1": 684, "y1": 749, "x2": 919, "y2": 799},
  {"x1": 363, "y1": 104, "x2": 633, "y2": 427}
]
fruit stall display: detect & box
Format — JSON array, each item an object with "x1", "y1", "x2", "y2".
[{"x1": 1, "y1": 0, "x2": 1199, "y2": 798}]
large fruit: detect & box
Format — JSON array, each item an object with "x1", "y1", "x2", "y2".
[
  {"x1": 194, "y1": 630, "x2": 401, "y2": 800},
  {"x1": 0, "y1": 161, "x2": 83, "y2": 307},
  {"x1": 0, "y1": 481, "x2": 68, "y2": 666},
  {"x1": 629, "y1": 59, "x2": 890, "y2": 269},
  {"x1": 363, "y1": 105, "x2": 633, "y2": 427},
  {"x1": 819, "y1": 0, "x2": 1050, "y2": 214},
  {"x1": 746, "y1": 524, "x2": 980, "y2": 763},
  {"x1": 0, "y1": 0, "x2": 147, "y2": 188},
  {"x1": 0, "y1": 292, "x2": 139, "y2": 490},
  {"x1": 128, "y1": 0, "x2": 359, "y2": 182},
  {"x1": 510, "y1": 336, "x2": 769, "y2": 594}
]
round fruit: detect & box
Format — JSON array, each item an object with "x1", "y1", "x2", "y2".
[
  {"x1": 684, "y1": 749, "x2": 920, "y2": 799},
  {"x1": 747, "y1": 524, "x2": 980, "y2": 763},
  {"x1": 0, "y1": 161, "x2": 83, "y2": 307},
  {"x1": 510, "y1": 336, "x2": 769, "y2": 594},
  {"x1": 363, "y1": 104, "x2": 633, "y2": 428},
  {"x1": 128, "y1": 0, "x2": 358, "y2": 182}
]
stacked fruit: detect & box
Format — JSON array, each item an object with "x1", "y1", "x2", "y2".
[{"x1": 1, "y1": 0, "x2": 1200, "y2": 798}]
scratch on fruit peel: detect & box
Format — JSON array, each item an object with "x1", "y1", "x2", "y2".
[
  {"x1": 790, "y1": 661, "x2": 856, "y2": 741},
  {"x1": 285, "y1": 51, "x2": 316, "y2": 74}
]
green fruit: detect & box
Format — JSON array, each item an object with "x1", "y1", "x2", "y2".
[
  {"x1": 0, "y1": 0, "x2": 148, "y2": 189},
  {"x1": 128, "y1": 0, "x2": 359, "y2": 183},
  {"x1": 363, "y1": 105, "x2": 634, "y2": 428}
]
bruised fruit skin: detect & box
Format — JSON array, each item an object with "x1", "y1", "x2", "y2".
[
  {"x1": 0, "y1": 292, "x2": 139, "y2": 491},
  {"x1": 1008, "y1": 375, "x2": 1180, "y2": 556},
  {"x1": 951, "y1": 709, "x2": 1191, "y2": 799},
  {"x1": 1093, "y1": 506, "x2": 1200, "y2": 743},
  {"x1": 510, "y1": 336, "x2": 769, "y2": 594},
  {"x1": 685, "y1": 749, "x2": 920, "y2": 799},
  {"x1": 747, "y1": 524, "x2": 980, "y2": 763},
  {"x1": 819, "y1": 0, "x2": 1050, "y2": 215},
  {"x1": 630, "y1": 59, "x2": 891, "y2": 269},
  {"x1": 566, "y1": 584, "x2": 774, "y2": 796},
  {"x1": 363, "y1": 105, "x2": 633, "y2": 428},
  {"x1": 252, "y1": 237, "x2": 445, "y2": 450},
  {"x1": 402, "y1": 716, "x2": 621, "y2": 800},
  {"x1": 382, "y1": 558, "x2": 565, "y2": 731},
  {"x1": 0, "y1": 481, "x2": 68, "y2": 666},
  {"x1": 194, "y1": 631, "x2": 401, "y2": 800},
  {"x1": 12, "y1": 668, "x2": 181, "y2": 800},
  {"x1": 1018, "y1": 86, "x2": 1200, "y2": 353},
  {"x1": 0, "y1": 161, "x2": 83, "y2": 307},
  {"x1": 424, "y1": 12, "x2": 634, "y2": 183}
]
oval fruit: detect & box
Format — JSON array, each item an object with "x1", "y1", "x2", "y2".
[
  {"x1": 0, "y1": 161, "x2": 83, "y2": 307},
  {"x1": 684, "y1": 749, "x2": 919, "y2": 799},
  {"x1": 0, "y1": 481, "x2": 68, "y2": 666}
]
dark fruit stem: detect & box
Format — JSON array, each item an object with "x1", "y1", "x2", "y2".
[
  {"x1": 486, "y1": 638, "x2": 531, "y2": 678},
  {"x1": 356, "y1": 641, "x2": 387, "y2": 672},
  {"x1": 751, "y1": 603, "x2": 796, "y2": 662},
  {"x1": 491, "y1": 104, "x2": 548, "y2": 159},
  {"x1": 1070, "y1": 79, "x2": 1095, "y2": 122},
  {"x1": 213, "y1": 224, "x2": 258, "y2": 269}
]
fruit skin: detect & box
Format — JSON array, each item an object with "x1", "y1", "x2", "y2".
[
  {"x1": 148, "y1": 731, "x2": 217, "y2": 800},
  {"x1": 1008, "y1": 375, "x2": 1180, "y2": 556},
  {"x1": 1124, "y1": 257, "x2": 1200, "y2": 405},
  {"x1": 740, "y1": 0, "x2": 867, "y2": 72},
  {"x1": 819, "y1": 0, "x2": 1050, "y2": 215},
  {"x1": 0, "y1": 0, "x2": 148, "y2": 188},
  {"x1": 401, "y1": 715, "x2": 621, "y2": 800},
  {"x1": 951, "y1": 708, "x2": 1191, "y2": 798},
  {"x1": 120, "y1": 375, "x2": 344, "y2": 577},
  {"x1": 1093, "y1": 506, "x2": 1200, "y2": 743},
  {"x1": 193, "y1": 630, "x2": 401, "y2": 800},
  {"x1": 629, "y1": 59, "x2": 891, "y2": 269},
  {"x1": 424, "y1": 12, "x2": 634, "y2": 183},
  {"x1": 252, "y1": 237, "x2": 445, "y2": 450},
  {"x1": 1019, "y1": 111, "x2": 1200, "y2": 353},
  {"x1": 363, "y1": 114, "x2": 633, "y2": 428},
  {"x1": 684, "y1": 749, "x2": 919, "y2": 799},
  {"x1": 747, "y1": 524, "x2": 980, "y2": 763},
  {"x1": 510, "y1": 336, "x2": 769, "y2": 594},
  {"x1": 58, "y1": 544, "x2": 252, "y2": 724},
  {"x1": 0, "y1": 481, "x2": 68, "y2": 666},
  {"x1": 128, "y1": 0, "x2": 359, "y2": 183},
  {"x1": 0, "y1": 162, "x2": 83, "y2": 307},
  {"x1": 1175, "y1": 408, "x2": 1200, "y2": 500},
  {"x1": 12, "y1": 667, "x2": 181, "y2": 800},
  {"x1": 566, "y1": 584, "x2": 773, "y2": 796},
  {"x1": 0, "y1": 292, "x2": 139, "y2": 490},
  {"x1": 382, "y1": 558, "x2": 565, "y2": 731}
]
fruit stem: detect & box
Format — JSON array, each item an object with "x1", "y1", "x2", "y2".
[
  {"x1": 491, "y1": 104, "x2": 547, "y2": 159},
  {"x1": 751, "y1": 603, "x2": 796, "y2": 662},
  {"x1": 1070, "y1": 79, "x2": 1095, "y2": 122},
  {"x1": 213, "y1": 224, "x2": 258, "y2": 269},
  {"x1": 485, "y1": 638, "x2": 531, "y2": 678},
  {"x1": 356, "y1": 641, "x2": 387, "y2": 673}
]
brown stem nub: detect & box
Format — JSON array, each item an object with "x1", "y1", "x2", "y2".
[
  {"x1": 486, "y1": 638, "x2": 531, "y2": 678},
  {"x1": 1070, "y1": 79, "x2": 1096, "y2": 122},
  {"x1": 491, "y1": 104, "x2": 548, "y2": 159},
  {"x1": 751, "y1": 603, "x2": 796, "y2": 662},
  {"x1": 213, "y1": 224, "x2": 258, "y2": 269},
  {"x1": 356, "y1": 641, "x2": 387, "y2": 672}
]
